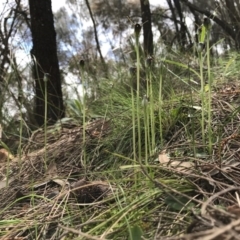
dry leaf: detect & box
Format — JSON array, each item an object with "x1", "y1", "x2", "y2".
[
  {"x1": 46, "y1": 160, "x2": 57, "y2": 177},
  {"x1": 71, "y1": 178, "x2": 88, "y2": 189},
  {"x1": 158, "y1": 150, "x2": 193, "y2": 173},
  {"x1": 0, "y1": 177, "x2": 15, "y2": 190},
  {"x1": 227, "y1": 205, "x2": 240, "y2": 217},
  {"x1": 33, "y1": 178, "x2": 69, "y2": 189},
  {"x1": 200, "y1": 164, "x2": 219, "y2": 176},
  {"x1": 33, "y1": 180, "x2": 50, "y2": 189},
  {"x1": 0, "y1": 148, "x2": 14, "y2": 163},
  {"x1": 158, "y1": 150, "x2": 170, "y2": 164},
  {"x1": 52, "y1": 178, "x2": 69, "y2": 188}
]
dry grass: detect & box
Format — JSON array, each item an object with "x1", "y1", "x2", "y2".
[{"x1": 1, "y1": 83, "x2": 240, "y2": 239}]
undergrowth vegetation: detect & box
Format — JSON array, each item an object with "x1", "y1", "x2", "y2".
[{"x1": 1, "y1": 20, "x2": 240, "y2": 240}]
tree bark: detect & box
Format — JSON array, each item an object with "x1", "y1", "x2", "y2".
[
  {"x1": 173, "y1": 0, "x2": 189, "y2": 48},
  {"x1": 29, "y1": 0, "x2": 64, "y2": 126},
  {"x1": 140, "y1": 0, "x2": 153, "y2": 56}
]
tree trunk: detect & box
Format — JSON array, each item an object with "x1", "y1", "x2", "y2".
[
  {"x1": 140, "y1": 0, "x2": 153, "y2": 56},
  {"x1": 173, "y1": 0, "x2": 189, "y2": 49},
  {"x1": 29, "y1": 0, "x2": 64, "y2": 126}
]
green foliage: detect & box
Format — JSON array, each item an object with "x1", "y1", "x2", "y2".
[
  {"x1": 66, "y1": 99, "x2": 84, "y2": 119},
  {"x1": 165, "y1": 195, "x2": 195, "y2": 211},
  {"x1": 128, "y1": 225, "x2": 144, "y2": 240}
]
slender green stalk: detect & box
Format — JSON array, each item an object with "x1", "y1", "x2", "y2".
[
  {"x1": 158, "y1": 64, "x2": 163, "y2": 145},
  {"x1": 147, "y1": 64, "x2": 155, "y2": 154},
  {"x1": 131, "y1": 87, "x2": 136, "y2": 163},
  {"x1": 144, "y1": 67, "x2": 150, "y2": 164},
  {"x1": 199, "y1": 19, "x2": 212, "y2": 148},
  {"x1": 199, "y1": 48, "x2": 205, "y2": 145},
  {"x1": 134, "y1": 25, "x2": 142, "y2": 164},
  {"x1": 136, "y1": 45, "x2": 141, "y2": 163},
  {"x1": 18, "y1": 91, "x2": 23, "y2": 164},
  {"x1": 150, "y1": 102, "x2": 155, "y2": 153},
  {"x1": 188, "y1": 63, "x2": 196, "y2": 157},
  {"x1": 206, "y1": 31, "x2": 212, "y2": 153},
  {"x1": 79, "y1": 61, "x2": 87, "y2": 175},
  {"x1": 44, "y1": 73, "x2": 48, "y2": 170},
  {"x1": 143, "y1": 100, "x2": 149, "y2": 165},
  {"x1": 130, "y1": 89, "x2": 139, "y2": 186}
]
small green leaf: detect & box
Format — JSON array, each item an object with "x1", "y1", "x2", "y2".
[
  {"x1": 129, "y1": 225, "x2": 143, "y2": 240},
  {"x1": 165, "y1": 196, "x2": 195, "y2": 211},
  {"x1": 205, "y1": 84, "x2": 209, "y2": 92},
  {"x1": 200, "y1": 25, "x2": 206, "y2": 43}
]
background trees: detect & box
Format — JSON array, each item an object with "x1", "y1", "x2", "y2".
[{"x1": 1, "y1": 0, "x2": 240, "y2": 149}]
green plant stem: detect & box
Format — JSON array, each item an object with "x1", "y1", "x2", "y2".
[
  {"x1": 199, "y1": 51, "x2": 205, "y2": 145},
  {"x1": 44, "y1": 76, "x2": 48, "y2": 170},
  {"x1": 148, "y1": 69, "x2": 155, "y2": 154},
  {"x1": 18, "y1": 95, "x2": 23, "y2": 164},
  {"x1": 206, "y1": 31, "x2": 212, "y2": 153},
  {"x1": 135, "y1": 38, "x2": 141, "y2": 164},
  {"x1": 80, "y1": 69, "x2": 87, "y2": 175},
  {"x1": 159, "y1": 64, "x2": 163, "y2": 145},
  {"x1": 188, "y1": 64, "x2": 196, "y2": 157},
  {"x1": 131, "y1": 88, "x2": 136, "y2": 162},
  {"x1": 143, "y1": 106, "x2": 149, "y2": 165},
  {"x1": 145, "y1": 69, "x2": 150, "y2": 164}
]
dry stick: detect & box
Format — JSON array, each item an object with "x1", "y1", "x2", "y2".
[
  {"x1": 201, "y1": 186, "x2": 240, "y2": 216},
  {"x1": 203, "y1": 218, "x2": 240, "y2": 240},
  {"x1": 163, "y1": 226, "x2": 237, "y2": 240},
  {"x1": 59, "y1": 224, "x2": 105, "y2": 240},
  {"x1": 141, "y1": 163, "x2": 238, "y2": 214}
]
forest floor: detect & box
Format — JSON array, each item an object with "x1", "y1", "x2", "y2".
[{"x1": 1, "y1": 78, "x2": 240, "y2": 239}]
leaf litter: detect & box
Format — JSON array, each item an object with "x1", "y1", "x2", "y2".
[{"x1": 1, "y1": 88, "x2": 240, "y2": 239}]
